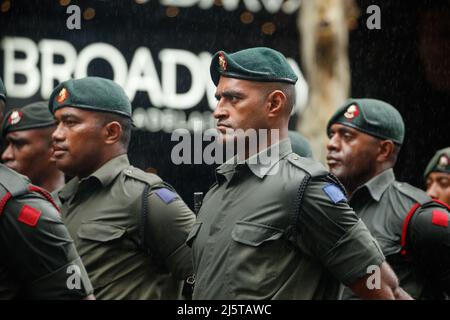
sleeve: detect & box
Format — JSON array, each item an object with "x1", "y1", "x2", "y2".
[
  {"x1": 145, "y1": 185, "x2": 196, "y2": 280},
  {"x1": 409, "y1": 206, "x2": 450, "y2": 294},
  {"x1": 0, "y1": 194, "x2": 93, "y2": 299},
  {"x1": 296, "y1": 176, "x2": 385, "y2": 286}
]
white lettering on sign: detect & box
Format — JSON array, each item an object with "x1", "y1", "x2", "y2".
[{"x1": 1, "y1": 36, "x2": 308, "y2": 116}]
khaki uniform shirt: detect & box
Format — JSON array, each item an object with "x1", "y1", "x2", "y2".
[
  {"x1": 189, "y1": 139, "x2": 384, "y2": 299},
  {"x1": 0, "y1": 164, "x2": 93, "y2": 299},
  {"x1": 57, "y1": 155, "x2": 195, "y2": 299}
]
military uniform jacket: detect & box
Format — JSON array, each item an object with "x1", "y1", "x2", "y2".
[
  {"x1": 343, "y1": 169, "x2": 450, "y2": 299},
  {"x1": 0, "y1": 164, "x2": 93, "y2": 299},
  {"x1": 188, "y1": 139, "x2": 385, "y2": 299},
  {"x1": 57, "y1": 155, "x2": 195, "y2": 299}
]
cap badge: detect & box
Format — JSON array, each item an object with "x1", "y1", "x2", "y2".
[
  {"x1": 344, "y1": 104, "x2": 359, "y2": 120},
  {"x1": 57, "y1": 88, "x2": 69, "y2": 104},
  {"x1": 218, "y1": 52, "x2": 227, "y2": 71},
  {"x1": 8, "y1": 110, "x2": 23, "y2": 125},
  {"x1": 438, "y1": 155, "x2": 449, "y2": 168}
]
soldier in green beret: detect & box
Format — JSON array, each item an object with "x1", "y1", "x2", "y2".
[
  {"x1": 188, "y1": 47, "x2": 411, "y2": 300},
  {"x1": 1, "y1": 101, "x2": 65, "y2": 192},
  {"x1": 288, "y1": 130, "x2": 313, "y2": 158},
  {"x1": 0, "y1": 79, "x2": 94, "y2": 299},
  {"x1": 424, "y1": 147, "x2": 450, "y2": 206},
  {"x1": 326, "y1": 98, "x2": 450, "y2": 299},
  {"x1": 49, "y1": 76, "x2": 196, "y2": 299}
]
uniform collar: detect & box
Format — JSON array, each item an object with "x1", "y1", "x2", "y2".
[
  {"x1": 216, "y1": 139, "x2": 292, "y2": 181},
  {"x1": 356, "y1": 168, "x2": 396, "y2": 202},
  {"x1": 58, "y1": 154, "x2": 130, "y2": 201}
]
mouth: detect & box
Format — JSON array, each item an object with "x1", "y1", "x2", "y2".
[
  {"x1": 326, "y1": 156, "x2": 341, "y2": 167},
  {"x1": 4, "y1": 162, "x2": 16, "y2": 170},
  {"x1": 52, "y1": 146, "x2": 68, "y2": 158},
  {"x1": 216, "y1": 123, "x2": 232, "y2": 133}
]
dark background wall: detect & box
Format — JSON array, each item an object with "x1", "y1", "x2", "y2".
[{"x1": 1, "y1": 0, "x2": 448, "y2": 208}]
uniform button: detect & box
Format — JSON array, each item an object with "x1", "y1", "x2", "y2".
[
  {"x1": 125, "y1": 169, "x2": 132, "y2": 174},
  {"x1": 292, "y1": 156, "x2": 299, "y2": 160}
]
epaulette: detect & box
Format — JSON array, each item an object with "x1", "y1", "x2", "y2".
[
  {"x1": 122, "y1": 166, "x2": 163, "y2": 187},
  {"x1": 0, "y1": 165, "x2": 30, "y2": 197},
  {"x1": 286, "y1": 153, "x2": 328, "y2": 178},
  {"x1": 393, "y1": 181, "x2": 431, "y2": 206}
]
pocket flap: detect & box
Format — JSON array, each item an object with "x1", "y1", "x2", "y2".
[
  {"x1": 231, "y1": 221, "x2": 283, "y2": 247},
  {"x1": 77, "y1": 222, "x2": 126, "y2": 242}
]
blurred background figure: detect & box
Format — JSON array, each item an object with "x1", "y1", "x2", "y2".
[
  {"x1": 424, "y1": 147, "x2": 450, "y2": 206},
  {"x1": 1, "y1": 101, "x2": 65, "y2": 192},
  {"x1": 288, "y1": 130, "x2": 313, "y2": 158}
]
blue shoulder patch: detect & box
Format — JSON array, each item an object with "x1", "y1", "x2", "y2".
[
  {"x1": 322, "y1": 184, "x2": 347, "y2": 204},
  {"x1": 155, "y1": 188, "x2": 178, "y2": 204}
]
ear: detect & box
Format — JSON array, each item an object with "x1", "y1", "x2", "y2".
[
  {"x1": 266, "y1": 90, "x2": 287, "y2": 118},
  {"x1": 377, "y1": 140, "x2": 395, "y2": 162},
  {"x1": 104, "y1": 121, "x2": 122, "y2": 145}
]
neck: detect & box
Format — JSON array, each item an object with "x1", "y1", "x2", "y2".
[
  {"x1": 345, "y1": 165, "x2": 392, "y2": 198},
  {"x1": 241, "y1": 128, "x2": 287, "y2": 160},
  {"x1": 37, "y1": 170, "x2": 66, "y2": 193}
]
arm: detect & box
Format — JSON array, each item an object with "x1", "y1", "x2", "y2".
[
  {"x1": 298, "y1": 176, "x2": 410, "y2": 300},
  {"x1": 349, "y1": 261, "x2": 412, "y2": 300},
  {"x1": 0, "y1": 194, "x2": 94, "y2": 299},
  {"x1": 146, "y1": 185, "x2": 196, "y2": 280}
]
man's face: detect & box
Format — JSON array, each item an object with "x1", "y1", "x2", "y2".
[
  {"x1": 426, "y1": 172, "x2": 450, "y2": 205},
  {"x1": 2, "y1": 128, "x2": 55, "y2": 183},
  {"x1": 213, "y1": 76, "x2": 270, "y2": 145},
  {"x1": 52, "y1": 107, "x2": 105, "y2": 178},
  {"x1": 326, "y1": 123, "x2": 380, "y2": 189}
]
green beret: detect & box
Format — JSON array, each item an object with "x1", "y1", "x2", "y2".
[
  {"x1": 288, "y1": 131, "x2": 313, "y2": 158},
  {"x1": 210, "y1": 47, "x2": 298, "y2": 86},
  {"x1": 0, "y1": 77, "x2": 6, "y2": 102},
  {"x1": 327, "y1": 98, "x2": 405, "y2": 145},
  {"x1": 2, "y1": 101, "x2": 56, "y2": 137},
  {"x1": 49, "y1": 77, "x2": 132, "y2": 118},
  {"x1": 424, "y1": 147, "x2": 450, "y2": 178}
]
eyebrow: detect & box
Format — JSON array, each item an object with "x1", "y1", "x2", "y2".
[
  {"x1": 57, "y1": 113, "x2": 81, "y2": 122},
  {"x1": 215, "y1": 90, "x2": 246, "y2": 100},
  {"x1": 7, "y1": 135, "x2": 28, "y2": 144}
]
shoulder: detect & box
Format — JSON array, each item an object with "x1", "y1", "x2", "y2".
[
  {"x1": 284, "y1": 153, "x2": 328, "y2": 178},
  {"x1": 121, "y1": 165, "x2": 163, "y2": 187},
  {"x1": 0, "y1": 164, "x2": 30, "y2": 197},
  {"x1": 391, "y1": 181, "x2": 431, "y2": 205}
]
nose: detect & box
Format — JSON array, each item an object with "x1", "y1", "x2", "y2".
[
  {"x1": 213, "y1": 98, "x2": 228, "y2": 120},
  {"x1": 426, "y1": 182, "x2": 440, "y2": 199},
  {"x1": 327, "y1": 133, "x2": 340, "y2": 152},
  {"x1": 52, "y1": 122, "x2": 65, "y2": 143},
  {"x1": 1, "y1": 144, "x2": 13, "y2": 163}
]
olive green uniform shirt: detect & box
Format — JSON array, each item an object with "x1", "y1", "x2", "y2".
[
  {"x1": 189, "y1": 139, "x2": 384, "y2": 299},
  {"x1": 0, "y1": 164, "x2": 93, "y2": 299},
  {"x1": 342, "y1": 169, "x2": 443, "y2": 299},
  {"x1": 57, "y1": 155, "x2": 195, "y2": 299}
]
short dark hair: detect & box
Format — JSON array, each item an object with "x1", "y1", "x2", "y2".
[{"x1": 98, "y1": 112, "x2": 132, "y2": 149}]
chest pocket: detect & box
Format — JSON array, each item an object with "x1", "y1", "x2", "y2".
[
  {"x1": 77, "y1": 222, "x2": 127, "y2": 242},
  {"x1": 231, "y1": 221, "x2": 284, "y2": 246},
  {"x1": 227, "y1": 221, "x2": 287, "y2": 298}
]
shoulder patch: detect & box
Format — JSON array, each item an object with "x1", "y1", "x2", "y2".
[
  {"x1": 323, "y1": 183, "x2": 347, "y2": 204},
  {"x1": 18, "y1": 205, "x2": 41, "y2": 227},
  {"x1": 432, "y1": 210, "x2": 449, "y2": 228},
  {"x1": 155, "y1": 188, "x2": 178, "y2": 204}
]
